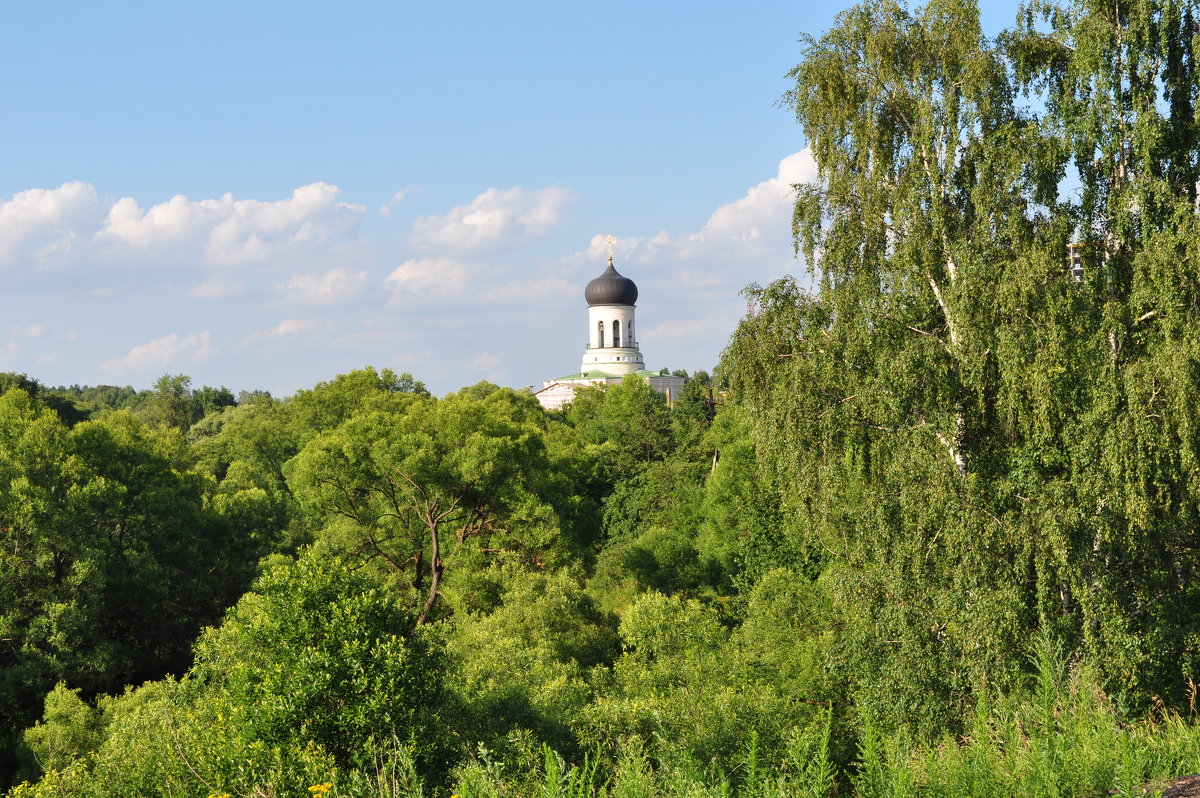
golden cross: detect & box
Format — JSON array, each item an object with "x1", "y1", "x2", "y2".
[{"x1": 605, "y1": 234, "x2": 616, "y2": 260}]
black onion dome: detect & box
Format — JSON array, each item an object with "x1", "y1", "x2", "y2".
[{"x1": 584, "y1": 258, "x2": 638, "y2": 306}]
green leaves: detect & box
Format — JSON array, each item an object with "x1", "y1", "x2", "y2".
[
  {"x1": 0, "y1": 389, "x2": 264, "y2": 784},
  {"x1": 748, "y1": 0, "x2": 1200, "y2": 737},
  {"x1": 287, "y1": 384, "x2": 570, "y2": 625},
  {"x1": 191, "y1": 550, "x2": 448, "y2": 773}
]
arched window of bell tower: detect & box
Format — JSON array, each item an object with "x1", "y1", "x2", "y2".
[
  {"x1": 629, "y1": 320, "x2": 634, "y2": 347},
  {"x1": 613, "y1": 320, "x2": 621, "y2": 348},
  {"x1": 597, "y1": 321, "x2": 605, "y2": 348}
]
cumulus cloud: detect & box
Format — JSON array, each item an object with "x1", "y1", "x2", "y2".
[
  {"x1": 242, "y1": 318, "x2": 328, "y2": 345},
  {"x1": 574, "y1": 150, "x2": 817, "y2": 271},
  {"x1": 642, "y1": 309, "x2": 739, "y2": 344},
  {"x1": 99, "y1": 182, "x2": 366, "y2": 266},
  {"x1": 676, "y1": 150, "x2": 817, "y2": 261},
  {"x1": 410, "y1": 185, "x2": 575, "y2": 254},
  {"x1": 0, "y1": 181, "x2": 369, "y2": 283},
  {"x1": 277, "y1": 268, "x2": 368, "y2": 304},
  {"x1": 189, "y1": 277, "x2": 246, "y2": 299},
  {"x1": 9, "y1": 323, "x2": 45, "y2": 339},
  {"x1": 465, "y1": 351, "x2": 506, "y2": 382},
  {"x1": 0, "y1": 182, "x2": 103, "y2": 268},
  {"x1": 380, "y1": 188, "x2": 417, "y2": 218},
  {"x1": 384, "y1": 258, "x2": 472, "y2": 304},
  {"x1": 101, "y1": 331, "x2": 215, "y2": 376},
  {"x1": 485, "y1": 275, "x2": 575, "y2": 304}
]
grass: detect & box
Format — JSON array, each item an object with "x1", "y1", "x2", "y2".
[{"x1": 445, "y1": 645, "x2": 1200, "y2": 798}]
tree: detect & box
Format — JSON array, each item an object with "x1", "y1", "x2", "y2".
[
  {"x1": 188, "y1": 549, "x2": 450, "y2": 774},
  {"x1": 287, "y1": 366, "x2": 428, "y2": 440},
  {"x1": 561, "y1": 377, "x2": 673, "y2": 480},
  {"x1": 137, "y1": 375, "x2": 236, "y2": 432},
  {"x1": 0, "y1": 391, "x2": 256, "y2": 785},
  {"x1": 286, "y1": 387, "x2": 568, "y2": 626},
  {"x1": 0, "y1": 374, "x2": 86, "y2": 426},
  {"x1": 188, "y1": 397, "x2": 306, "y2": 554},
  {"x1": 142, "y1": 374, "x2": 196, "y2": 430},
  {"x1": 445, "y1": 570, "x2": 618, "y2": 761},
  {"x1": 1000, "y1": 0, "x2": 1200, "y2": 699},
  {"x1": 723, "y1": 0, "x2": 1200, "y2": 732},
  {"x1": 8, "y1": 551, "x2": 451, "y2": 797},
  {"x1": 20, "y1": 685, "x2": 103, "y2": 778}
]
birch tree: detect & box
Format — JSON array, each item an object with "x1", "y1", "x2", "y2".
[{"x1": 723, "y1": 0, "x2": 1200, "y2": 731}]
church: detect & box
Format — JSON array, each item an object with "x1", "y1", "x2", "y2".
[{"x1": 534, "y1": 251, "x2": 685, "y2": 411}]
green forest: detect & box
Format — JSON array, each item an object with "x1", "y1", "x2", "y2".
[{"x1": 8, "y1": 0, "x2": 1200, "y2": 794}]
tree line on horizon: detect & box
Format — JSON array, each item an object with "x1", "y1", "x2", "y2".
[{"x1": 8, "y1": 0, "x2": 1200, "y2": 793}]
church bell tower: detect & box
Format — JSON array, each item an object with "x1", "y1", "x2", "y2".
[{"x1": 580, "y1": 253, "x2": 644, "y2": 375}]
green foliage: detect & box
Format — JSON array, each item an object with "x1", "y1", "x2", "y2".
[
  {"x1": 691, "y1": 406, "x2": 799, "y2": 600},
  {"x1": 287, "y1": 385, "x2": 570, "y2": 624},
  {"x1": 447, "y1": 570, "x2": 618, "y2": 758},
  {"x1": 189, "y1": 549, "x2": 450, "y2": 775},
  {"x1": 582, "y1": 591, "x2": 835, "y2": 777},
  {"x1": 287, "y1": 366, "x2": 428, "y2": 439},
  {"x1": 562, "y1": 377, "x2": 673, "y2": 481},
  {"x1": 46, "y1": 383, "x2": 140, "y2": 422},
  {"x1": 670, "y1": 370, "x2": 717, "y2": 453},
  {"x1": 590, "y1": 459, "x2": 711, "y2": 609},
  {"x1": 0, "y1": 391, "x2": 259, "y2": 785},
  {"x1": 140, "y1": 374, "x2": 236, "y2": 431},
  {"x1": 12, "y1": 0, "x2": 1200, "y2": 769},
  {"x1": 189, "y1": 395, "x2": 306, "y2": 553},
  {"x1": 6, "y1": 551, "x2": 451, "y2": 797},
  {"x1": 0, "y1": 374, "x2": 87, "y2": 426},
  {"x1": 713, "y1": 0, "x2": 1200, "y2": 740},
  {"x1": 19, "y1": 685, "x2": 103, "y2": 777}
]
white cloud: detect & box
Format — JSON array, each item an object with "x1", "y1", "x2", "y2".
[
  {"x1": 189, "y1": 277, "x2": 246, "y2": 299},
  {"x1": 0, "y1": 181, "x2": 369, "y2": 284},
  {"x1": 468, "y1": 351, "x2": 502, "y2": 370},
  {"x1": 99, "y1": 182, "x2": 366, "y2": 266},
  {"x1": 675, "y1": 150, "x2": 817, "y2": 261},
  {"x1": 380, "y1": 188, "x2": 417, "y2": 218},
  {"x1": 242, "y1": 318, "x2": 328, "y2": 345},
  {"x1": 384, "y1": 258, "x2": 472, "y2": 304},
  {"x1": 0, "y1": 182, "x2": 103, "y2": 268},
  {"x1": 410, "y1": 185, "x2": 575, "y2": 254},
  {"x1": 572, "y1": 150, "x2": 816, "y2": 272},
  {"x1": 9, "y1": 323, "x2": 45, "y2": 339},
  {"x1": 101, "y1": 331, "x2": 215, "y2": 376},
  {"x1": 277, "y1": 268, "x2": 368, "y2": 304},
  {"x1": 485, "y1": 276, "x2": 575, "y2": 304},
  {"x1": 643, "y1": 309, "x2": 738, "y2": 344},
  {"x1": 465, "y1": 351, "x2": 506, "y2": 382}
]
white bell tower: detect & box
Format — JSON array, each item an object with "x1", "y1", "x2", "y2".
[{"x1": 580, "y1": 242, "x2": 644, "y2": 375}]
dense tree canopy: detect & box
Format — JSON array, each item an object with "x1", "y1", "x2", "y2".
[
  {"x1": 9, "y1": 0, "x2": 1200, "y2": 793},
  {"x1": 731, "y1": 0, "x2": 1200, "y2": 728}
]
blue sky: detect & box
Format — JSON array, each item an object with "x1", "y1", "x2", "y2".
[{"x1": 0, "y1": 1, "x2": 1014, "y2": 396}]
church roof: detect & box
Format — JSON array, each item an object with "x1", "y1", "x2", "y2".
[
  {"x1": 552, "y1": 370, "x2": 620, "y2": 380},
  {"x1": 552, "y1": 369, "x2": 667, "y2": 381},
  {"x1": 584, "y1": 258, "x2": 638, "y2": 306}
]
